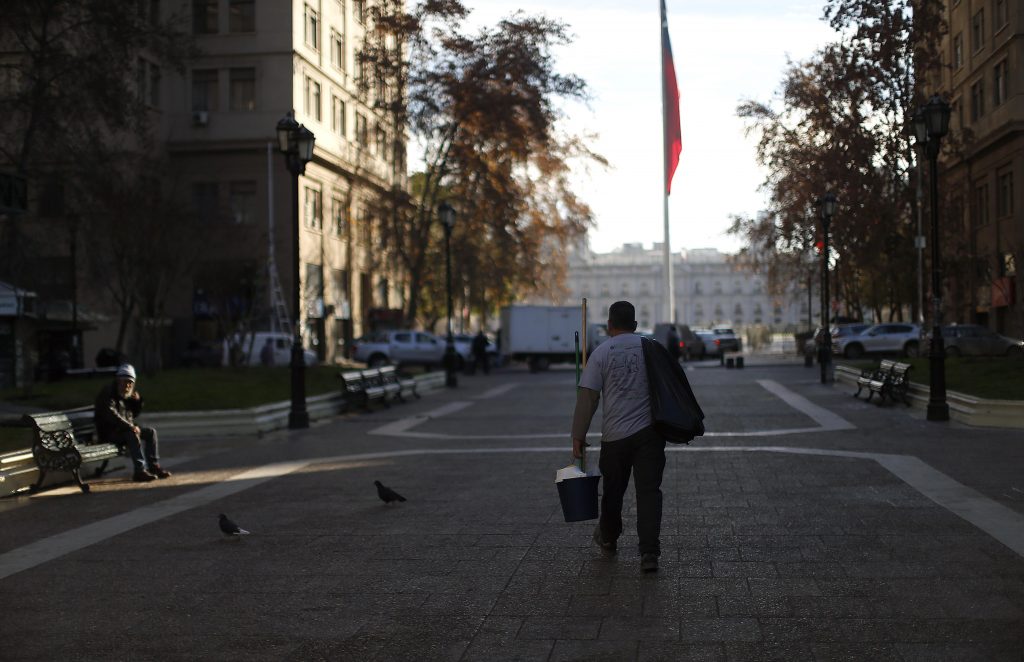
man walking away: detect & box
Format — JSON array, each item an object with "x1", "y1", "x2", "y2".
[
  {"x1": 470, "y1": 330, "x2": 490, "y2": 375},
  {"x1": 571, "y1": 301, "x2": 666, "y2": 573},
  {"x1": 94, "y1": 364, "x2": 172, "y2": 482}
]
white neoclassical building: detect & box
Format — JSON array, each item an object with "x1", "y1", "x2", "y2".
[{"x1": 556, "y1": 243, "x2": 812, "y2": 332}]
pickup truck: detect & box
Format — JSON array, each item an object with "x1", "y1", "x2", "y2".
[{"x1": 352, "y1": 330, "x2": 446, "y2": 368}]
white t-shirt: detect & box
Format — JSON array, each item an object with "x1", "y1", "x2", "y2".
[{"x1": 579, "y1": 333, "x2": 652, "y2": 442}]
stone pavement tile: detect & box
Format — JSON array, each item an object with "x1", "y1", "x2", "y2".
[
  {"x1": 462, "y1": 637, "x2": 555, "y2": 662},
  {"x1": 712, "y1": 561, "x2": 778, "y2": 578},
  {"x1": 679, "y1": 577, "x2": 750, "y2": 597},
  {"x1": 757, "y1": 617, "x2": 847, "y2": 644},
  {"x1": 518, "y1": 616, "x2": 601, "y2": 640},
  {"x1": 371, "y1": 633, "x2": 471, "y2": 661},
  {"x1": 679, "y1": 617, "x2": 761, "y2": 643},
  {"x1": 836, "y1": 618, "x2": 895, "y2": 642},
  {"x1": 411, "y1": 572, "x2": 512, "y2": 593},
  {"x1": 723, "y1": 642, "x2": 815, "y2": 661},
  {"x1": 809, "y1": 642, "x2": 904, "y2": 660},
  {"x1": 638, "y1": 642, "x2": 726, "y2": 661},
  {"x1": 419, "y1": 591, "x2": 500, "y2": 615},
  {"x1": 598, "y1": 616, "x2": 680, "y2": 640},
  {"x1": 717, "y1": 595, "x2": 793, "y2": 618},
  {"x1": 570, "y1": 593, "x2": 644, "y2": 617},
  {"x1": 888, "y1": 618, "x2": 1024, "y2": 644},
  {"x1": 790, "y1": 596, "x2": 891, "y2": 619},
  {"x1": 747, "y1": 577, "x2": 822, "y2": 596},
  {"x1": 549, "y1": 639, "x2": 639, "y2": 661},
  {"x1": 774, "y1": 561, "x2": 846, "y2": 578},
  {"x1": 643, "y1": 594, "x2": 717, "y2": 618},
  {"x1": 490, "y1": 592, "x2": 572, "y2": 616},
  {"x1": 896, "y1": 643, "x2": 1024, "y2": 661}
]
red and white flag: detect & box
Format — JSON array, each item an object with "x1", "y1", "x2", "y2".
[{"x1": 661, "y1": 0, "x2": 682, "y2": 195}]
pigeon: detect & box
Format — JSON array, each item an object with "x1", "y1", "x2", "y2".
[
  {"x1": 218, "y1": 513, "x2": 250, "y2": 536},
  {"x1": 374, "y1": 480, "x2": 406, "y2": 504}
]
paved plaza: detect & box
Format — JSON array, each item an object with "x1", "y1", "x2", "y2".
[{"x1": 1, "y1": 361, "x2": 1023, "y2": 660}]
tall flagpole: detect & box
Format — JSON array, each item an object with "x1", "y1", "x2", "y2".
[{"x1": 660, "y1": 1, "x2": 675, "y2": 323}]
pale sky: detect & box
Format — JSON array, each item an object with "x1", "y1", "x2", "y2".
[{"x1": 461, "y1": 0, "x2": 838, "y2": 254}]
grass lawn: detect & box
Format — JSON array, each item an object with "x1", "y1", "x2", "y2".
[
  {"x1": 839, "y1": 356, "x2": 1024, "y2": 400},
  {"x1": 0, "y1": 366, "x2": 352, "y2": 412}
]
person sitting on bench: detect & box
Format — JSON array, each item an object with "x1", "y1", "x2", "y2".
[{"x1": 94, "y1": 364, "x2": 171, "y2": 482}]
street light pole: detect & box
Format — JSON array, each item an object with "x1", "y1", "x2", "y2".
[
  {"x1": 276, "y1": 111, "x2": 316, "y2": 429},
  {"x1": 438, "y1": 202, "x2": 457, "y2": 388},
  {"x1": 919, "y1": 95, "x2": 951, "y2": 422},
  {"x1": 818, "y1": 193, "x2": 837, "y2": 385}
]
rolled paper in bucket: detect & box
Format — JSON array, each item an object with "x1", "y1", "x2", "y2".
[{"x1": 556, "y1": 474, "x2": 600, "y2": 522}]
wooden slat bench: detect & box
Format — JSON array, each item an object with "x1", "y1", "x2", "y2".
[
  {"x1": 869, "y1": 361, "x2": 913, "y2": 406},
  {"x1": 854, "y1": 359, "x2": 896, "y2": 401},
  {"x1": 360, "y1": 369, "x2": 392, "y2": 408},
  {"x1": 22, "y1": 408, "x2": 125, "y2": 494},
  {"x1": 340, "y1": 370, "x2": 386, "y2": 411},
  {"x1": 379, "y1": 365, "x2": 419, "y2": 402}
]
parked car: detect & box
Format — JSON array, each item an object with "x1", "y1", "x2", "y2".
[
  {"x1": 653, "y1": 323, "x2": 704, "y2": 360},
  {"x1": 804, "y1": 323, "x2": 871, "y2": 357},
  {"x1": 222, "y1": 331, "x2": 318, "y2": 367},
  {"x1": 695, "y1": 330, "x2": 722, "y2": 357},
  {"x1": 452, "y1": 333, "x2": 501, "y2": 367},
  {"x1": 934, "y1": 325, "x2": 1024, "y2": 357},
  {"x1": 352, "y1": 330, "x2": 446, "y2": 368},
  {"x1": 833, "y1": 323, "x2": 921, "y2": 359},
  {"x1": 711, "y1": 327, "x2": 742, "y2": 353}
]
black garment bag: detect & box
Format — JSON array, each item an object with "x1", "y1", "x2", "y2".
[{"x1": 641, "y1": 337, "x2": 705, "y2": 444}]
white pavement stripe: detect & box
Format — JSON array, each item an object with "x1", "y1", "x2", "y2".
[
  {"x1": 474, "y1": 384, "x2": 520, "y2": 399},
  {"x1": 6, "y1": 445, "x2": 1022, "y2": 580},
  {"x1": 368, "y1": 401, "x2": 474, "y2": 436},
  {"x1": 0, "y1": 459, "x2": 309, "y2": 581},
  {"x1": 757, "y1": 379, "x2": 856, "y2": 430}
]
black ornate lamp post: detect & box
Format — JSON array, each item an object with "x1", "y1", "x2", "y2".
[
  {"x1": 818, "y1": 192, "x2": 837, "y2": 384},
  {"x1": 917, "y1": 95, "x2": 952, "y2": 422},
  {"x1": 438, "y1": 201, "x2": 458, "y2": 388},
  {"x1": 276, "y1": 110, "x2": 316, "y2": 429}
]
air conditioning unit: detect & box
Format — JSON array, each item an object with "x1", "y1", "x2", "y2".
[{"x1": 192, "y1": 110, "x2": 209, "y2": 126}]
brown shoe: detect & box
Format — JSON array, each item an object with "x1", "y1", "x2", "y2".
[
  {"x1": 150, "y1": 464, "x2": 172, "y2": 479},
  {"x1": 132, "y1": 470, "x2": 157, "y2": 482}
]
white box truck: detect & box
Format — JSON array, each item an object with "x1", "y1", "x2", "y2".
[{"x1": 500, "y1": 305, "x2": 607, "y2": 371}]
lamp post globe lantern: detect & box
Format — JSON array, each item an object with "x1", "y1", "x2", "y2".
[
  {"x1": 438, "y1": 201, "x2": 458, "y2": 388},
  {"x1": 919, "y1": 94, "x2": 952, "y2": 422},
  {"x1": 276, "y1": 110, "x2": 316, "y2": 429},
  {"x1": 818, "y1": 192, "x2": 837, "y2": 385}
]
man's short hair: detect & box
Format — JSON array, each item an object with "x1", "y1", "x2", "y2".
[{"x1": 608, "y1": 301, "x2": 637, "y2": 331}]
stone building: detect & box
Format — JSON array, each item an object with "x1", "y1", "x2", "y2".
[{"x1": 560, "y1": 243, "x2": 810, "y2": 332}]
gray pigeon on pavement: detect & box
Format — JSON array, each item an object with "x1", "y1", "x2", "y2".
[
  {"x1": 374, "y1": 480, "x2": 406, "y2": 504},
  {"x1": 218, "y1": 513, "x2": 250, "y2": 536}
]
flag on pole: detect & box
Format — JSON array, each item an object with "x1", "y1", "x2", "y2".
[{"x1": 661, "y1": 0, "x2": 682, "y2": 195}]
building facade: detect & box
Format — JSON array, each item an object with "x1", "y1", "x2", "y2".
[
  {"x1": 936, "y1": 0, "x2": 1023, "y2": 337},
  {"x1": 560, "y1": 243, "x2": 811, "y2": 332}
]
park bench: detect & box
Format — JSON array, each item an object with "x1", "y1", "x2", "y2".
[
  {"x1": 360, "y1": 369, "x2": 393, "y2": 409},
  {"x1": 370, "y1": 367, "x2": 402, "y2": 402},
  {"x1": 869, "y1": 361, "x2": 913, "y2": 406},
  {"x1": 379, "y1": 365, "x2": 419, "y2": 402},
  {"x1": 854, "y1": 358, "x2": 896, "y2": 400},
  {"x1": 340, "y1": 370, "x2": 387, "y2": 411},
  {"x1": 22, "y1": 407, "x2": 125, "y2": 494}
]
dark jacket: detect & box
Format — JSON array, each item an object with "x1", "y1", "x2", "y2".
[
  {"x1": 471, "y1": 333, "x2": 489, "y2": 357},
  {"x1": 94, "y1": 381, "x2": 144, "y2": 439}
]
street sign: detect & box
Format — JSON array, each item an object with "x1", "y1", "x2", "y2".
[{"x1": 0, "y1": 173, "x2": 28, "y2": 213}]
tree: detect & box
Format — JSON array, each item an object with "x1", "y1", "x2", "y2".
[
  {"x1": 362, "y1": 3, "x2": 601, "y2": 325},
  {"x1": 730, "y1": 0, "x2": 946, "y2": 322}
]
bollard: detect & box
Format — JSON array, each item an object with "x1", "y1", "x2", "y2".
[
  {"x1": 719, "y1": 354, "x2": 725, "y2": 366},
  {"x1": 725, "y1": 357, "x2": 735, "y2": 369},
  {"x1": 736, "y1": 356, "x2": 744, "y2": 369}
]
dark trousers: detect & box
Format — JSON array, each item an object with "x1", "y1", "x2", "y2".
[
  {"x1": 111, "y1": 426, "x2": 160, "y2": 472},
  {"x1": 469, "y1": 353, "x2": 489, "y2": 375},
  {"x1": 598, "y1": 426, "x2": 666, "y2": 556}
]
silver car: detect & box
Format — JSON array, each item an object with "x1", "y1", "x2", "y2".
[
  {"x1": 939, "y1": 325, "x2": 1024, "y2": 357},
  {"x1": 833, "y1": 323, "x2": 921, "y2": 359}
]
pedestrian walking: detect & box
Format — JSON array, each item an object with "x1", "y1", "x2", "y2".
[
  {"x1": 94, "y1": 364, "x2": 171, "y2": 482},
  {"x1": 470, "y1": 330, "x2": 490, "y2": 375},
  {"x1": 571, "y1": 300, "x2": 666, "y2": 572}
]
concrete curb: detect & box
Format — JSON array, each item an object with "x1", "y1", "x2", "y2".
[{"x1": 835, "y1": 364, "x2": 1024, "y2": 429}]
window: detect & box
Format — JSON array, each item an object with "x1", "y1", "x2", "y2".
[
  {"x1": 993, "y1": 60, "x2": 1008, "y2": 107},
  {"x1": 191, "y1": 69, "x2": 218, "y2": 111},
  {"x1": 229, "y1": 181, "x2": 256, "y2": 224},
  {"x1": 229, "y1": 0, "x2": 255, "y2": 32},
  {"x1": 192, "y1": 0, "x2": 217, "y2": 34},
  {"x1": 332, "y1": 269, "x2": 349, "y2": 315},
  {"x1": 304, "y1": 76, "x2": 321, "y2": 121},
  {"x1": 331, "y1": 95, "x2": 346, "y2": 135},
  {"x1": 148, "y1": 62, "x2": 160, "y2": 106},
  {"x1": 140, "y1": 0, "x2": 160, "y2": 25},
  {"x1": 994, "y1": 0, "x2": 1008, "y2": 31},
  {"x1": 972, "y1": 183, "x2": 990, "y2": 228},
  {"x1": 971, "y1": 9, "x2": 984, "y2": 52},
  {"x1": 953, "y1": 33, "x2": 963, "y2": 69},
  {"x1": 304, "y1": 4, "x2": 320, "y2": 51},
  {"x1": 375, "y1": 125, "x2": 386, "y2": 157},
  {"x1": 304, "y1": 186, "x2": 323, "y2": 230},
  {"x1": 331, "y1": 197, "x2": 346, "y2": 237},
  {"x1": 331, "y1": 30, "x2": 345, "y2": 72},
  {"x1": 970, "y1": 79, "x2": 984, "y2": 120},
  {"x1": 137, "y1": 59, "x2": 159, "y2": 106},
  {"x1": 355, "y1": 112, "x2": 368, "y2": 147},
  {"x1": 996, "y1": 169, "x2": 1014, "y2": 218},
  {"x1": 192, "y1": 182, "x2": 219, "y2": 222},
  {"x1": 354, "y1": 49, "x2": 365, "y2": 92},
  {"x1": 354, "y1": 0, "x2": 366, "y2": 24},
  {"x1": 229, "y1": 68, "x2": 255, "y2": 110}
]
